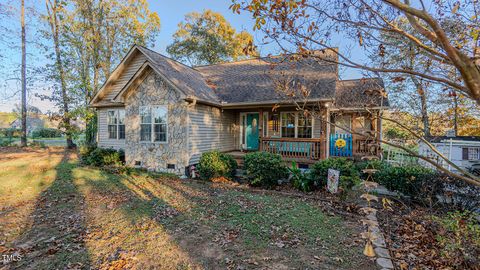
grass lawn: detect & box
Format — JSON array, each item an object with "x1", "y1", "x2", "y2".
[
  {"x1": 0, "y1": 137, "x2": 68, "y2": 147},
  {"x1": 0, "y1": 147, "x2": 375, "y2": 269}
]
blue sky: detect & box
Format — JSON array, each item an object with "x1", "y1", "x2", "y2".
[
  {"x1": 0, "y1": 0, "x2": 361, "y2": 112},
  {"x1": 149, "y1": 0, "x2": 275, "y2": 55}
]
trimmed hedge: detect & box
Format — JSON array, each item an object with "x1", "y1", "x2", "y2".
[
  {"x1": 197, "y1": 151, "x2": 237, "y2": 180},
  {"x1": 310, "y1": 158, "x2": 361, "y2": 190},
  {"x1": 244, "y1": 152, "x2": 288, "y2": 187},
  {"x1": 31, "y1": 128, "x2": 62, "y2": 138},
  {"x1": 356, "y1": 160, "x2": 439, "y2": 198}
]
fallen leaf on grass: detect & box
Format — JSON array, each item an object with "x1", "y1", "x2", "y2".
[
  {"x1": 243, "y1": 258, "x2": 259, "y2": 265},
  {"x1": 46, "y1": 246, "x2": 59, "y2": 255},
  {"x1": 332, "y1": 256, "x2": 344, "y2": 263},
  {"x1": 213, "y1": 229, "x2": 240, "y2": 247},
  {"x1": 360, "y1": 193, "x2": 379, "y2": 202}
]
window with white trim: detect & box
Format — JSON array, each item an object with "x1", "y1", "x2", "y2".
[
  {"x1": 268, "y1": 113, "x2": 280, "y2": 137},
  {"x1": 153, "y1": 106, "x2": 167, "y2": 142},
  {"x1": 466, "y1": 148, "x2": 480, "y2": 160},
  {"x1": 107, "y1": 109, "x2": 125, "y2": 140},
  {"x1": 140, "y1": 106, "x2": 168, "y2": 142},
  {"x1": 118, "y1": 110, "x2": 125, "y2": 139},
  {"x1": 281, "y1": 112, "x2": 296, "y2": 138},
  {"x1": 297, "y1": 113, "x2": 312, "y2": 138}
]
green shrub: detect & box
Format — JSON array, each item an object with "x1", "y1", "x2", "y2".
[
  {"x1": 83, "y1": 147, "x2": 124, "y2": 167},
  {"x1": 310, "y1": 158, "x2": 361, "y2": 190},
  {"x1": 433, "y1": 211, "x2": 480, "y2": 265},
  {"x1": 0, "y1": 128, "x2": 21, "y2": 138},
  {"x1": 244, "y1": 152, "x2": 288, "y2": 187},
  {"x1": 355, "y1": 159, "x2": 392, "y2": 178},
  {"x1": 373, "y1": 164, "x2": 437, "y2": 197},
  {"x1": 0, "y1": 137, "x2": 14, "y2": 147},
  {"x1": 31, "y1": 128, "x2": 62, "y2": 138},
  {"x1": 288, "y1": 162, "x2": 313, "y2": 192},
  {"x1": 197, "y1": 151, "x2": 237, "y2": 180}
]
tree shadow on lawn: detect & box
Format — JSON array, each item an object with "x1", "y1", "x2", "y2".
[
  {"x1": 78, "y1": 168, "x2": 374, "y2": 270},
  {"x1": 8, "y1": 151, "x2": 91, "y2": 270},
  {"x1": 0, "y1": 148, "x2": 63, "y2": 246},
  {"x1": 75, "y1": 169, "x2": 204, "y2": 269},
  {"x1": 159, "y1": 179, "x2": 371, "y2": 269}
]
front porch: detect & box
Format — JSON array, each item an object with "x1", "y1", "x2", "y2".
[{"x1": 227, "y1": 104, "x2": 381, "y2": 163}]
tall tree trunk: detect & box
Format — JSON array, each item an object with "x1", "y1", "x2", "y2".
[
  {"x1": 46, "y1": 0, "x2": 75, "y2": 148},
  {"x1": 453, "y1": 90, "x2": 459, "y2": 135},
  {"x1": 411, "y1": 76, "x2": 431, "y2": 137},
  {"x1": 20, "y1": 0, "x2": 27, "y2": 147}
]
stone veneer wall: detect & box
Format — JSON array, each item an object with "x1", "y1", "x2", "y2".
[{"x1": 124, "y1": 72, "x2": 189, "y2": 175}]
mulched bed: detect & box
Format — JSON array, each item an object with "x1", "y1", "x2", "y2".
[{"x1": 378, "y1": 204, "x2": 480, "y2": 270}]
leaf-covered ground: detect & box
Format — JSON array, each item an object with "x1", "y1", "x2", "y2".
[
  {"x1": 0, "y1": 147, "x2": 375, "y2": 269},
  {"x1": 379, "y1": 207, "x2": 480, "y2": 270}
]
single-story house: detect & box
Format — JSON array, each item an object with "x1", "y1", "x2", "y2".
[
  {"x1": 419, "y1": 136, "x2": 480, "y2": 173},
  {"x1": 10, "y1": 117, "x2": 45, "y2": 135},
  {"x1": 90, "y1": 45, "x2": 389, "y2": 175}
]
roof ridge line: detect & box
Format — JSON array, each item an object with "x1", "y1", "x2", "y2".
[
  {"x1": 136, "y1": 45, "x2": 202, "y2": 73},
  {"x1": 338, "y1": 77, "x2": 382, "y2": 82},
  {"x1": 193, "y1": 49, "x2": 339, "y2": 69}
]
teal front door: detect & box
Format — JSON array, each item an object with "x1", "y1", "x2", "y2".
[{"x1": 246, "y1": 113, "x2": 259, "y2": 150}]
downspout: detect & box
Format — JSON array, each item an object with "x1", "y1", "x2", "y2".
[{"x1": 185, "y1": 98, "x2": 197, "y2": 176}]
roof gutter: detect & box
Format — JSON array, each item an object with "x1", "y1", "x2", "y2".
[
  {"x1": 89, "y1": 103, "x2": 125, "y2": 108},
  {"x1": 329, "y1": 106, "x2": 388, "y2": 111},
  {"x1": 184, "y1": 96, "x2": 222, "y2": 108},
  {"x1": 219, "y1": 98, "x2": 334, "y2": 108}
]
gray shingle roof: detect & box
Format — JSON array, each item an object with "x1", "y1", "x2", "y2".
[
  {"x1": 94, "y1": 46, "x2": 388, "y2": 108},
  {"x1": 335, "y1": 78, "x2": 388, "y2": 108},
  {"x1": 137, "y1": 46, "x2": 221, "y2": 103},
  {"x1": 195, "y1": 51, "x2": 338, "y2": 104}
]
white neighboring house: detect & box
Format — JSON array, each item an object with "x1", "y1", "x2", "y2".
[
  {"x1": 10, "y1": 117, "x2": 45, "y2": 135},
  {"x1": 419, "y1": 136, "x2": 480, "y2": 173}
]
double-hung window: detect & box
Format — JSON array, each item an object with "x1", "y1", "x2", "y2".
[
  {"x1": 463, "y1": 147, "x2": 480, "y2": 160},
  {"x1": 297, "y1": 113, "x2": 312, "y2": 138},
  {"x1": 107, "y1": 109, "x2": 125, "y2": 140},
  {"x1": 281, "y1": 112, "x2": 296, "y2": 138},
  {"x1": 279, "y1": 112, "x2": 313, "y2": 138},
  {"x1": 153, "y1": 106, "x2": 167, "y2": 142},
  {"x1": 267, "y1": 113, "x2": 280, "y2": 137},
  {"x1": 118, "y1": 110, "x2": 125, "y2": 139},
  {"x1": 140, "y1": 106, "x2": 168, "y2": 142}
]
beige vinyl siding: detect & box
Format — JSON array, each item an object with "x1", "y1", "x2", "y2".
[
  {"x1": 313, "y1": 117, "x2": 322, "y2": 138},
  {"x1": 103, "y1": 52, "x2": 147, "y2": 101},
  {"x1": 97, "y1": 108, "x2": 125, "y2": 150},
  {"x1": 188, "y1": 104, "x2": 238, "y2": 165}
]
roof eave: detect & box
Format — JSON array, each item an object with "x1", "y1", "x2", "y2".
[
  {"x1": 89, "y1": 102, "x2": 125, "y2": 108},
  {"x1": 220, "y1": 98, "x2": 334, "y2": 108}
]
